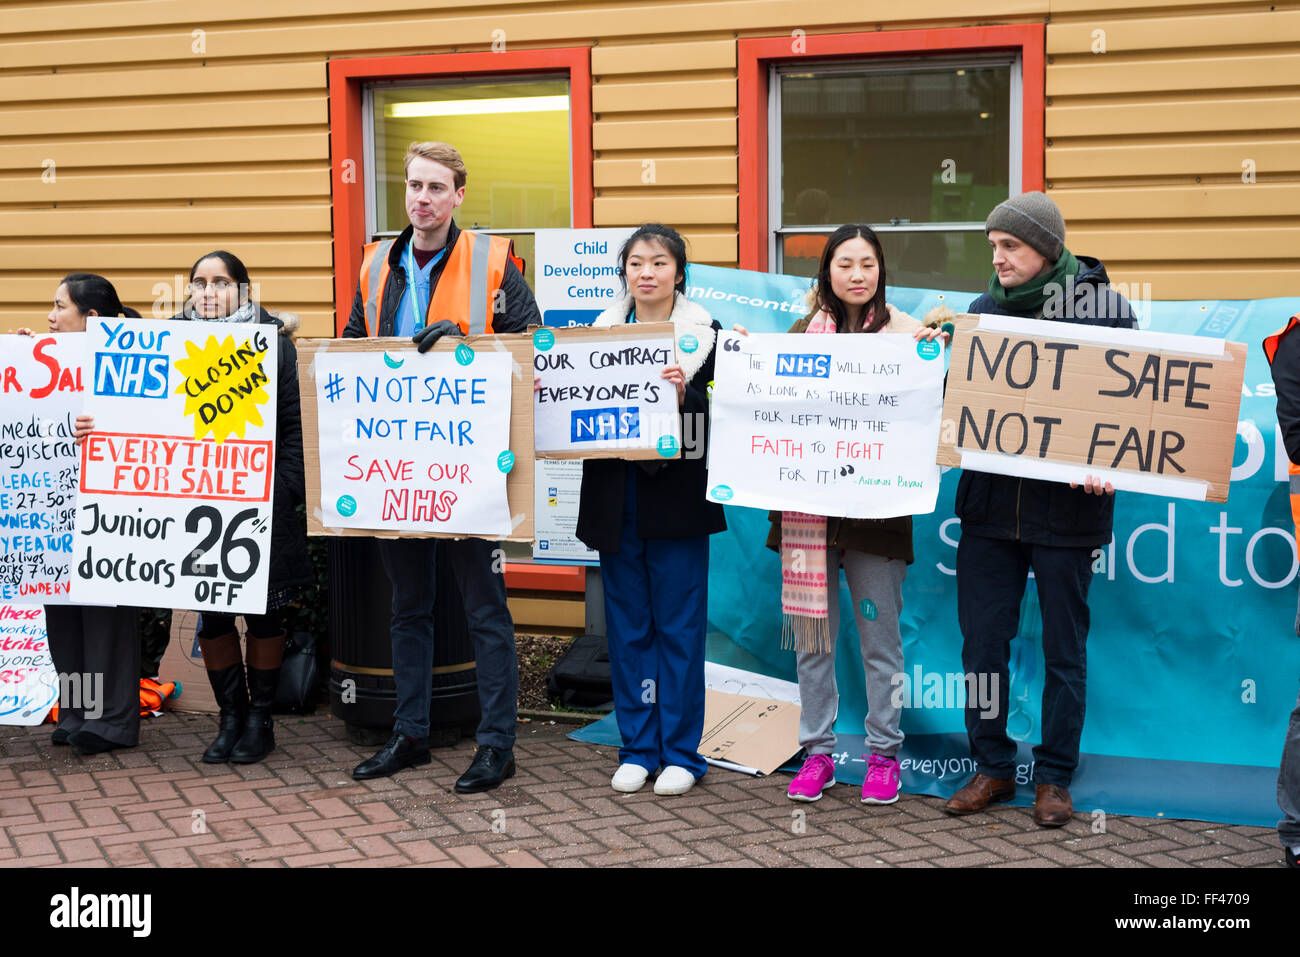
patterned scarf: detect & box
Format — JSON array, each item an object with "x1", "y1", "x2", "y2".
[
  {"x1": 780, "y1": 306, "x2": 869, "y2": 653},
  {"x1": 183, "y1": 299, "x2": 259, "y2": 324}
]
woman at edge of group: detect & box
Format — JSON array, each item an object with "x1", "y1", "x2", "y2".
[
  {"x1": 175, "y1": 250, "x2": 310, "y2": 765},
  {"x1": 553, "y1": 223, "x2": 726, "y2": 796},
  {"x1": 742, "y1": 224, "x2": 948, "y2": 807},
  {"x1": 15, "y1": 274, "x2": 144, "y2": 754}
]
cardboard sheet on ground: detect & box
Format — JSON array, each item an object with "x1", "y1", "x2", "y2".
[
  {"x1": 298, "y1": 335, "x2": 534, "y2": 541},
  {"x1": 0, "y1": 603, "x2": 57, "y2": 725},
  {"x1": 707, "y1": 330, "x2": 945, "y2": 517},
  {"x1": 0, "y1": 333, "x2": 87, "y2": 604},
  {"x1": 938, "y1": 314, "x2": 1246, "y2": 502},
  {"x1": 71, "y1": 318, "x2": 277, "y2": 614},
  {"x1": 699, "y1": 689, "x2": 801, "y2": 776},
  {"x1": 532, "y1": 322, "x2": 680, "y2": 460}
]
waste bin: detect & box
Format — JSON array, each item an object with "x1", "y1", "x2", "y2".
[{"x1": 327, "y1": 537, "x2": 480, "y2": 746}]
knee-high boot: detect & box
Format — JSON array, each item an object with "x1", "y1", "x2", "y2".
[
  {"x1": 199, "y1": 632, "x2": 247, "y2": 763},
  {"x1": 231, "y1": 633, "x2": 283, "y2": 764}
]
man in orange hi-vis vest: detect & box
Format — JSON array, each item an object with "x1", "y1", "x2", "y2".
[
  {"x1": 345, "y1": 142, "x2": 540, "y2": 794},
  {"x1": 1265, "y1": 312, "x2": 1300, "y2": 868}
]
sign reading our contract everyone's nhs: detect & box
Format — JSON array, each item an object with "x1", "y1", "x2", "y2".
[
  {"x1": 534, "y1": 228, "x2": 636, "y2": 327},
  {"x1": 708, "y1": 331, "x2": 946, "y2": 519}
]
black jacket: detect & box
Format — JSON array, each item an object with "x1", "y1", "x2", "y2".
[
  {"x1": 173, "y1": 306, "x2": 310, "y2": 590},
  {"x1": 955, "y1": 256, "x2": 1138, "y2": 548},
  {"x1": 342, "y1": 221, "x2": 540, "y2": 339},
  {"x1": 1269, "y1": 317, "x2": 1300, "y2": 463},
  {"x1": 575, "y1": 295, "x2": 727, "y2": 553}
]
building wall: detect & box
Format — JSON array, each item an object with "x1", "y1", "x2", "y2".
[{"x1": 0, "y1": 0, "x2": 1294, "y2": 337}]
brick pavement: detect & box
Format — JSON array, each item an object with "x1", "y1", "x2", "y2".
[{"x1": 0, "y1": 713, "x2": 1286, "y2": 868}]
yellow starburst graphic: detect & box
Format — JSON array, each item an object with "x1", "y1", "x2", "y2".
[{"x1": 174, "y1": 333, "x2": 271, "y2": 443}]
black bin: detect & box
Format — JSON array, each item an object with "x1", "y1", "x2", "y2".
[{"x1": 327, "y1": 537, "x2": 480, "y2": 746}]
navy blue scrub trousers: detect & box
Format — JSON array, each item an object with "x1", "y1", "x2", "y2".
[{"x1": 600, "y1": 469, "x2": 708, "y2": 777}]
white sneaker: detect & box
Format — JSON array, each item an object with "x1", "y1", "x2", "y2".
[
  {"x1": 653, "y1": 765, "x2": 698, "y2": 796},
  {"x1": 611, "y1": 763, "x2": 650, "y2": 793}
]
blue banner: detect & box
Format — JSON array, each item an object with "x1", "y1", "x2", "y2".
[{"x1": 687, "y1": 263, "x2": 1300, "y2": 825}]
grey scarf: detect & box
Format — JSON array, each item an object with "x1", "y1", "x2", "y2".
[{"x1": 184, "y1": 299, "x2": 259, "y2": 324}]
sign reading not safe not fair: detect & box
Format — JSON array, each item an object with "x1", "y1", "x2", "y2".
[
  {"x1": 71, "y1": 318, "x2": 277, "y2": 614},
  {"x1": 314, "y1": 346, "x2": 513, "y2": 537},
  {"x1": 707, "y1": 331, "x2": 945, "y2": 518}
]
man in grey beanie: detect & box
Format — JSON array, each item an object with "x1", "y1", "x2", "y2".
[{"x1": 944, "y1": 191, "x2": 1137, "y2": 828}]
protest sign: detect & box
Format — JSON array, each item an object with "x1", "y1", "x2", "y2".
[
  {"x1": 533, "y1": 458, "x2": 598, "y2": 563},
  {"x1": 533, "y1": 322, "x2": 680, "y2": 460},
  {"x1": 0, "y1": 603, "x2": 58, "y2": 726},
  {"x1": 533, "y1": 228, "x2": 636, "y2": 327},
  {"x1": 0, "y1": 333, "x2": 87, "y2": 604},
  {"x1": 299, "y1": 334, "x2": 534, "y2": 541},
  {"x1": 71, "y1": 318, "x2": 277, "y2": 614},
  {"x1": 706, "y1": 330, "x2": 945, "y2": 518},
  {"x1": 937, "y1": 314, "x2": 1246, "y2": 502}
]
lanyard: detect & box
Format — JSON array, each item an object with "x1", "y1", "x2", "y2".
[{"x1": 406, "y1": 243, "x2": 447, "y2": 332}]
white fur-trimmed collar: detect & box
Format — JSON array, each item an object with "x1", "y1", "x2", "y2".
[{"x1": 592, "y1": 293, "x2": 717, "y2": 381}]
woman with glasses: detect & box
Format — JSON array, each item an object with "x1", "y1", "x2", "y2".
[{"x1": 175, "y1": 250, "x2": 309, "y2": 764}]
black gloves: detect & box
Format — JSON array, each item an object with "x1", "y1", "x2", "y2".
[{"x1": 412, "y1": 320, "x2": 462, "y2": 353}]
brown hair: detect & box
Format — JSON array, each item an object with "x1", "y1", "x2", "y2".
[{"x1": 403, "y1": 141, "x2": 467, "y2": 189}]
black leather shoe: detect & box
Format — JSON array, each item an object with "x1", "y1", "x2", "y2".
[
  {"x1": 51, "y1": 727, "x2": 71, "y2": 746},
  {"x1": 454, "y1": 746, "x2": 516, "y2": 794},
  {"x1": 353, "y1": 732, "x2": 431, "y2": 780},
  {"x1": 68, "y1": 730, "x2": 122, "y2": 755}
]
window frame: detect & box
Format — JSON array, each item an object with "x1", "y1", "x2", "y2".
[
  {"x1": 328, "y1": 48, "x2": 593, "y2": 335},
  {"x1": 738, "y1": 25, "x2": 1045, "y2": 273}
]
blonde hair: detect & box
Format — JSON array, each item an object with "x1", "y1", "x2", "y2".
[{"x1": 403, "y1": 142, "x2": 467, "y2": 189}]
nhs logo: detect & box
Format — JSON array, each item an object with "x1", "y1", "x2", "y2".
[{"x1": 775, "y1": 353, "x2": 830, "y2": 378}]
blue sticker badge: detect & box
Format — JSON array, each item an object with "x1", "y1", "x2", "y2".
[
  {"x1": 336, "y1": 495, "x2": 357, "y2": 517},
  {"x1": 860, "y1": 598, "x2": 878, "y2": 620},
  {"x1": 916, "y1": 339, "x2": 941, "y2": 360},
  {"x1": 533, "y1": 328, "x2": 555, "y2": 351},
  {"x1": 710, "y1": 485, "x2": 734, "y2": 502},
  {"x1": 497, "y1": 450, "x2": 516, "y2": 473},
  {"x1": 455, "y1": 343, "x2": 475, "y2": 365},
  {"x1": 678, "y1": 334, "x2": 698, "y2": 353},
  {"x1": 656, "y1": 435, "x2": 679, "y2": 458}
]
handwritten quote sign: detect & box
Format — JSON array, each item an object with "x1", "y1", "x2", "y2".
[
  {"x1": 71, "y1": 318, "x2": 277, "y2": 613},
  {"x1": 311, "y1": 342, "x2": 514, "y2": 537},
  {"x1": 0, "y1": 603, "x2": 58, "y2": 726},
  {"x1": 533, "y1": 322, "x2": 680, "y2": 459},
  {"x1": 707, "y1": 331, "x2": 945, "y2": 518},
  {"x1": 0, "y1": 334, "x2": 88, "y2": 603},
  {"x1": 937, "y1": 315, "x2": 1246, "y2": 502}
]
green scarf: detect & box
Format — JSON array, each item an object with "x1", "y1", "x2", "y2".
[{"x1": 987, "y1": 248, "x2": 1079, "y2": 314}]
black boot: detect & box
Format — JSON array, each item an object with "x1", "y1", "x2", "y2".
[
  {"x1": 200, "y1": 633, "x2": 247, "y2": 764},
  {"x1": 230, "y1": 634, "x2": 282, "y2": 764}
]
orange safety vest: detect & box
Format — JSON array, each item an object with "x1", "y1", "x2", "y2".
[
  {"x1": 358, "y1": 230, "x2": 520, "y2": 337},
  {"x1": 1264, "y1": 313, "x2": 1300, "y2": 538}
]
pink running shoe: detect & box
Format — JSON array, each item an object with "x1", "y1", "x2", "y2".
[
  {"x1": 861, "y1": 754, "x2": 900, "y2": 805},
  {"x1": 787, "y1": 753, "x2": 836, "y2": 802}
]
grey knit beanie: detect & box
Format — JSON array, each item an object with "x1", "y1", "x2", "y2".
[{"x1": 985, "y1": 191, "x2": 1066, "y2": 262}]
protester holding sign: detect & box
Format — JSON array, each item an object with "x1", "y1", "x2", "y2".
[
  {"x1": 1263, "y1": 312, "x2": 1300, "y2": 868},
  {"x1": 16, "y1": 275, "x2": 144, "y2": 754},
  {"x1": 170, "y1": 251, "x2": 308, "y2": 764},
  {"x1": 344, "y1": 142, "x2": 539, "y2": 794},
  {"x1": 742, "y1": 226, "x2": 946, "y2": 806},
  {"x1": 571, "y1": 224, "x2": 726, "y2": 796},
  {"x1": 943, "y1": 192, "x2": 1136, "y2": 827}
]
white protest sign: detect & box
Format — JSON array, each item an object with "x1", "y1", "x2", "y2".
[
  {"x1": 707, "y1": 331, "x2": 945, "y2": 518},
  {"x1": 0, "y1": 603, "x2": 58, "y2": 726},
  {"x1": 532, "y1": 323, "x2": 681, "y2": 459},
  {"x1": 0, "y1": 333, "x2": 88, "y2": 604},
  {"x1": 71, "y1": 318, "x2": 277, "y2": 614},
  {"x1": 314, "y1": 345, "x2": 514, "y2": 536},
  {"x1": 534, "y1": 228, "x2": 636, "y2": 327}
]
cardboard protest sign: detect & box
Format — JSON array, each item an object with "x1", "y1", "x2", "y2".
[
  {"x1": 71, "y1": 318, "x2": 277, "y2": 614},
  {"x1": 0, "y1": 333, "x2": 87, "y2": 604},
  {"x1": 299, "y1": 334, "x2": 534, "y2": 542},
  {"x1": 0, "y1": 603, "x2": 58, "y2": 726},
  {"x1": 532, "y1": 322, "x2": 680, "y2": 460},
  {"x1": 699, "y1": 689, "x2": 801, "y2": 776},
  {"x1": 937, "y1": 314, "x2": 1246, "y2": 502},
  {"x1": 706, "y1": 330, "x2": 945, "y2": 518}
]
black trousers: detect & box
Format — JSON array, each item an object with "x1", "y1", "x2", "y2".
[
  {"x1": 44, "y1": 604, "x2": 141, "y2": 747},
  {"x1": 956, "y1": 533, "x2": 1094, "y2": 787}
]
